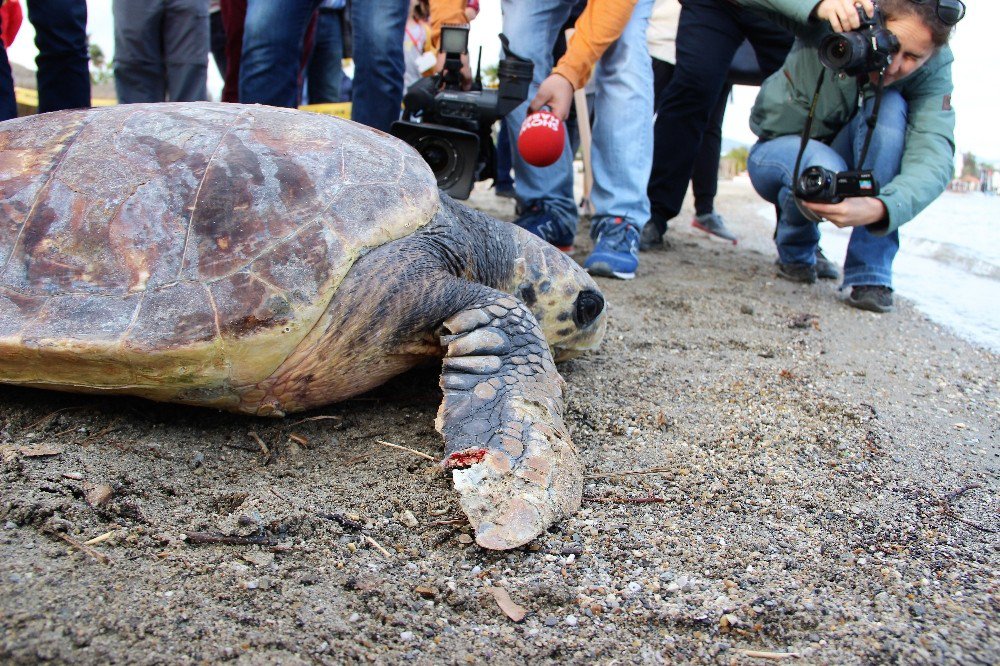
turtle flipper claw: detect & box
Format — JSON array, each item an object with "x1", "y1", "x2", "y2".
[{"x1": 437, "y1": 296, "x2": 583, "y2": 550}]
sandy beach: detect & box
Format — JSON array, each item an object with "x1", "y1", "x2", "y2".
[{"x1": 1, "y1": 177, "x2": 997, "y2": 664}]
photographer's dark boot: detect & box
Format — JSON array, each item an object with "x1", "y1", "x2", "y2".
[
  {"x1": 775, "y1": 261, "x2": 817, "y2": 284},
  {"x1": 815, "y1": 248, "x2": 841, "y2": 280},
  {"x1": 847, "y1": 285, "x2": 894, "y2": 313}
]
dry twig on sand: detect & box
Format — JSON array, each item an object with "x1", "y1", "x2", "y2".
[
  {"x1": 739, "y1": 649, "x2": 801, "y2": 660},
  {"x1": 374, "y1": 439, "x2": 436, "y2": 462},
  {"x1": 52, "y1": 531, "x2": 111, "y2": 564},
  {"x1": 583, "y1": 494, "x2": 665, "y2": 504}
]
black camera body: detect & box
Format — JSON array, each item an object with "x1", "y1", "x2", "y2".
[
  {"x1": 818, "y1": 4, "x2": 899, "y2": 76},
  {"x1": 390, "y1": 26, "x2": 533, "y2": 199},
  {"x1": 795, "y1": 166, "x2": 879, "y2": 204}
]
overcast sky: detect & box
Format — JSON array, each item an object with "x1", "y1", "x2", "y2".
[{"x1": 7, "y1": 0, "x2": 997, "y2": 160}]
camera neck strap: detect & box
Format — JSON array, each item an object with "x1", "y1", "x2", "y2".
[{"x1": 792, "y1": 69, "x2": 885, "y2": 193}]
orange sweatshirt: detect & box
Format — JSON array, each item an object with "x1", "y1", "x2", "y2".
[{"x1": 430, "y1": 0, "x2": 639, "y2": 89}]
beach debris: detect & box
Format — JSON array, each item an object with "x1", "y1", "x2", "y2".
[
  {"x1": 787, "y1": 313, "x2": 819, "y2": 329},
  {"x1": 53, "y1": 531, "x2": 111, "y2": 564},
  {"x1": 83, "y1": 531, "x2": 116, "y2": 546},
  {"x1": 485, "y1": 586, "x2": 528, "y2": 622},
  {"x1": 18, "y1": 444, "x2": 62, "y2": 457},
  {"x1": 83, "y1": 483, "x2": 114, "y2": 507},
  {"x1": 414, "y1": 585, "x2": 438, "y2": 599},
  {"x1": 375, "y1": 439, "x2": 436, "y2": 462},
  {"x1": 739, "y1": 649, "x2": 801, "y2": 660},
  {"x1": 399, "y1": 509, "x2": 419, "y2": 528}
]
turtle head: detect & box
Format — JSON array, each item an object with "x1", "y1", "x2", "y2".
[{"x1": 508, "y1": 228, "x2": 607, "y2": 361}]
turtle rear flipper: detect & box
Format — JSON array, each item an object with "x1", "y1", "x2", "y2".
[{"x1": 437, "y1": 294, "x2": 583, "y2": 550}]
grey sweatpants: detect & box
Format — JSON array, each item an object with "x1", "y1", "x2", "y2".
[{"x1": 113, "y1": 0, "x2": 210, "y2": 103}]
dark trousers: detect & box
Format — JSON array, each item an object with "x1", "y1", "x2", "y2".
[
  {"x1": 652, "y1": 57, "x2": 730, "y2": 218},
  {"x1": 304, "y1": 9, "x2": 344, "y2": 104},
  {"x1": 0, "y1": 0, "x2": 90, "y2": 122},
  {"x1": 647, "y1": 0, "x2": 792, "y2": 224},
  {"x1": 210, "y1": 10, "x2": 227, "y2": 78}
]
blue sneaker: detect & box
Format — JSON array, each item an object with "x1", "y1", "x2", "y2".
[
  {"x1": 513, "y1": 202, "x2": 576, "y2": 253},
  {"x1": 584, "y1": 217, "x2": 640, "y2": 280}
]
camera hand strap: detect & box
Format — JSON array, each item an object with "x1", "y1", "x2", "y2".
[
  {"x1": 792, "y1": 70, "x2": 828, "y2": 193},
  {"x1": 856, "y1": 71, "x2": 885, "y2": 170}
]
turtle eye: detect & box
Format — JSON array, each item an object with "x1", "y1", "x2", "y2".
[{"x1": 573, "y1": 290, "x2": 605, "y2": 328}]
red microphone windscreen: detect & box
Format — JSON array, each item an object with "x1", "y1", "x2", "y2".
[{"x1": 517, "y1": 110, "x2": 566, "y2": 167}]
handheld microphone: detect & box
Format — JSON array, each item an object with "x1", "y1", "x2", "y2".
[{"x1": 517, "y1": 107, "x2": 565, "y2": 167}]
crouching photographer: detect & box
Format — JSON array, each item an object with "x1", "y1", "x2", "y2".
[{"x1": 744, "y1": 0, "x2": 962, "y2": 312}]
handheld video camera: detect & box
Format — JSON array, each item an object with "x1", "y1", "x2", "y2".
[
  {"x1": 795, "y1": 166, "x2": 879, "y2": 204},
  {"x1": 818, "y1": 3, "x2": 899, "y2": 76},
  {"x1": 390, "y1": 26, "x2": 533, "y2": 199}
]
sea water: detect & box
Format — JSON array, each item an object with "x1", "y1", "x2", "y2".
[{"x1": 820, "y1": 192, "x2": 1000, "y2": 352}]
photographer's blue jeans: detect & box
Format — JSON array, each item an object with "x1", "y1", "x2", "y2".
[
  {"x1": 748, "y1": 89, "x2": 907, "y2": 288},
  {"x1": 501, "y1": 0, "x2": 654, "y2": 235},
  {"x1": 350, "y1": 0, "x2": 407, "y2": 132}
]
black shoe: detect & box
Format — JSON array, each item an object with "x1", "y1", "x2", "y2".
[
  {"x1": 639, "y1": 213, "x2": 669, "y2": 251},
  {"x1": 776, "y1": 261, "x2": 817, "y2": 284},
  {"x1": 847, "y1": 285, "x2": 894, "y2": 313},
  {"x1": 815, "y1": 248, "x2": 840, "y2": 280}
]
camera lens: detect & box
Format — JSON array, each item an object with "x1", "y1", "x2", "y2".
[
  {"x1": 796, "y1": 166, "x2": 834, "y2": 201},
  {"x1": 414, "y1": 136, "x2": 463, "y2": 190}
]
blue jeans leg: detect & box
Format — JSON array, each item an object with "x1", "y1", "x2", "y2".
[
  {"x1": 501, "y1": 0, "x2": 578, "y2": 227},
  {"x1": 588, "y1": 0, "x2": 653, "y2": 234},
  {"x1": 239, "y1": 0, "x2": 320, "y2": 107},
  {"x1": 749, "y1": 135, "x2": 848, "y2": 265},
  {"x1": 830, "y1": 89, "x2": 907, "y2": 288},
  {"x1": 350, "y1": 0, "x2": 407, "y2": 132},
  {"x1": 27, "y1": 0, "x2": 91, "y2": 113},
  {"x1": 305, "y1": 10, "x2": 344, "y2": 104}
]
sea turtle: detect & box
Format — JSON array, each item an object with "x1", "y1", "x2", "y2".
[{"x1": 0, "y1": 103, "x2": 607, "y2": 549}]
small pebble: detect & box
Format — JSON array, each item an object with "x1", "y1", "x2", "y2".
[
  {"x1": 565, "y1": 615, "x2": 578, "y2": 627},
  {"x1": 399, "y1": 510, "x2": 419, "y2": 528},
  {"x1": 400, "y1": 631, "x2": 414, "y2": 641},
  {"x1": 544, "y1": 616, "x2": 558, "y2": 627}
]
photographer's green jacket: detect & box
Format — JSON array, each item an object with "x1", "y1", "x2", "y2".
[{"x1": 735, "y1": 0, "x2": 956, "y2": 234}]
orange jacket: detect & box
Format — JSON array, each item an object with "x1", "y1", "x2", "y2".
[{"x1": 430, "y1": 0, "x2": 638, "y2": 89}]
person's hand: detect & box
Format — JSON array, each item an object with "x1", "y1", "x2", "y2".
[
  {"x1": 814, "y1": 0, "x2": 875, "y2": 32},
  {"x1": 801, "y1": 196, "x2": 887, "y2": 228},
  {"x1": 529, "y1": 74, "x2": 574, "y2": 120},
  {"x1": 434, "y1": 52, "x2": 472, "y2": 91}
]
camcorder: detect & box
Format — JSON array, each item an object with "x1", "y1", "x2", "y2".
[
  {"x1": 795, "y1": 3, "x2": 896, "y2": 205},
  {"x1": 390, "y1": 26, "x2": 533, "y2": 199},
  {"x1": 795, "y1": 166, "x2": 879, "y2": 204},
  {"x1": 818, "y1": 3, "x2": 899, "y2": 76}
]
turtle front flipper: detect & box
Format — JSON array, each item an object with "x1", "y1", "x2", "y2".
[{"x1": 436, "y1": 294, "x2": 583, "y2": 550}]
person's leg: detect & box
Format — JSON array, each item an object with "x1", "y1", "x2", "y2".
[
  {"x1": 692, "y1": 82, "x2": 728, "y2": 217},
  {"x1": 647, "y1": 0, "x2": 744, "y2": 231},
  {"x1": 349, "y1": 0, "x2": 407, "y2": 132},
  {"x1": 209, "y1": 9, "x2": 227, "y2": 78},
  {"x1": 0, "y1": 12, "x2": 17, "y2": 121},
  {"x1": 112, "y1": 0, "x2": 165, "y2": 103},
  {"x1": 239, "y1": 0, "x2": 320, "y2": 106},
  {"x1": 831, "y1": 89, "x2": 907, "y2": 290},
  {"x1": 500, "y1": 0, "x2": 577, "y2": 232},
  {"x1": 494, "y1": 120, "x2": 515, "y2": 196},
  {"x1": 587, "y1": 0, "x2": 653, "y2": 231},
  {"x1": 163, "y1": 0, "x2": 209, "y2": 102},
  {"x1": 306, "y1": 9, "x2": 344, "y2": 104},
  {"x1": 219, "y1": 0, "x2": 245, "y2": 102},
  {"x1": 748, "y1": 135, "x2": 848, "y2": 279},
  {"x1": 29, "y1": 0, "x2": 90, "y2": 112}
]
